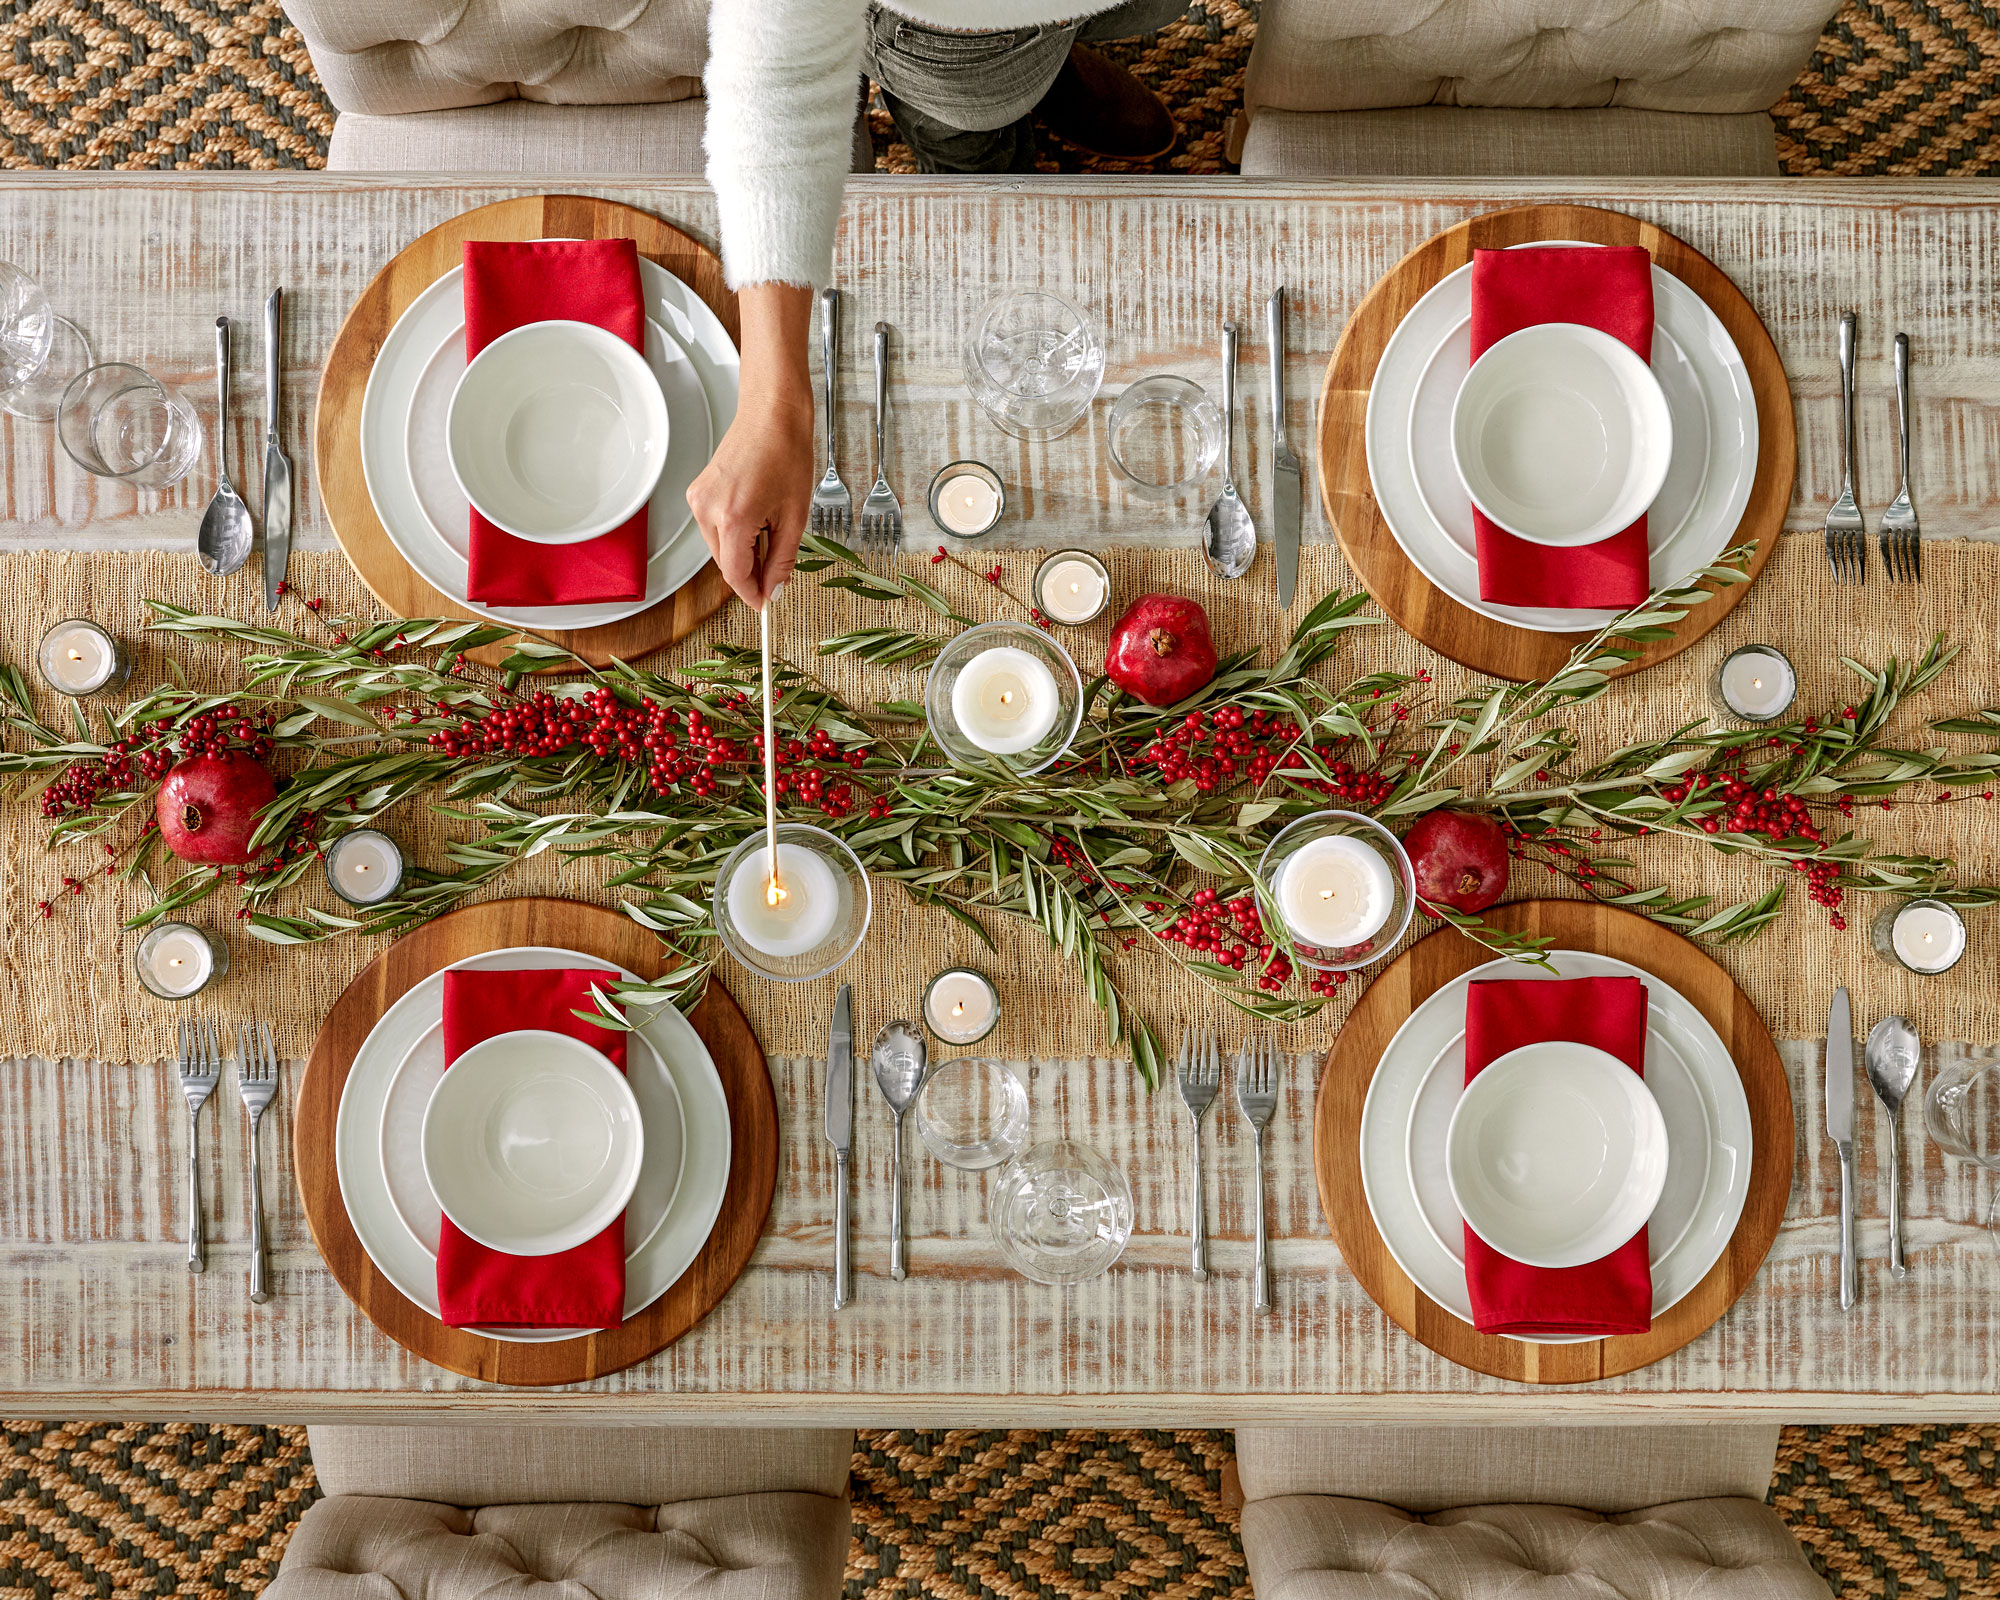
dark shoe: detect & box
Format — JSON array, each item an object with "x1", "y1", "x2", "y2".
[{"x1": 1034, "y1": 44, "x2": 1177, "y2": 162}]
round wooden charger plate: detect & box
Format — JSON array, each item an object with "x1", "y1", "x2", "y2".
[
  {"x1": 1314, "y1": 899, "x2": 1792, "y2": 1383},
  {"x1": 315, "y1": 195, "x2": 737, "y2": 670},
  {"x1": 1316, "y1": 204, "x2": 1795, "y2": 684},
  {"x1": 296, "y1": 897, "x2": 776, "y2": 1386}
]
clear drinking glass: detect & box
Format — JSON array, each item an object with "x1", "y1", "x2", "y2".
[
  {"x1": 0, "y1": 261, "x2": 93, "y2": 422},
  {"x1": 915, "y1": 1057, "x2": 1029, "y2": 1171},
  {"x1": 1106, "y1": 375, "x2": 1223, "y2": 499},
  {"x1": 962, "y1": 290, "x2": 1105, "y2": 440},
  {"x1": 58, "y1": 363, "x2": 202, "y2": 488},
  {"x1": 990, "y1": 1140, "x2": 1134, "y2": 1285}
]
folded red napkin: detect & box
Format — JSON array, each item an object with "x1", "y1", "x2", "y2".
[
  {"x1": 435, "y1": 967, "x2": 627, "y2": 1328},
  {"x1": 1470, "y1": 245, "x2": 1655, "y2": 610},
  {"x1": 1462, "y1": 974, "x2": 1653, "y2": 1339},
  {"x1": 462, "y1": 239, "x2": 649, "y2": 607}
]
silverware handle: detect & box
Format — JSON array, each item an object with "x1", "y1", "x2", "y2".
[
  {"x1": 872, "y1": 321, "x2": 888, "y2": 479},
  {"x1": 820, "y1": 286, "x2": 839, "y2": 471},
  {"x1": 1887, "y1": 1115, "x2": 1907, "y2": 1278},
  {"x1": 833, "y1": 1148, "x2": 851, "y2": 1309},
  {"x1": 213, "y1": 315, "x2": 230, "y2": 480},
  {"x1": 1252, "y1": 1128, "x2": 1271, "y2": 1313},
  {"x1": 1894, "y1": 331, "x2": 1911, "y2": 486},
  {"x1": 186, "y1": 1106, "x2": 205, "y2": 1274},
  {"x1": 263, "y1": 289, "x2": 281, "y2": 437},
  {"x1": 1265, "y1": 290, "x2": 1286, "y2": 447},
  {"x1": 1838, "y1": 311, "x2": 1857, "y2": 499},
  {"x1": 248, "y1": 1109, "x2": 270, "y2": 1303},
  {"x1": 1221, "y1": 320, "x2": 1237, "y2": 484},
  {"x1": 1838, "y1": 1147, "x2": 1857, "y2": 1309},
  {"x1": 1190, "y1": 1122, "x2": 1208, "y2": 1281},
  {"x1": 889, "y1": 1114, "x2": 907, "y2": 1282}
]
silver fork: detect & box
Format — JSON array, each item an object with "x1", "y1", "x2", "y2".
[
  {"x1": 809, "y1": 286, "x2": 852, "y2": 542},
  {"x1": 237, "y1": 1021, "x2": 279, "y2": 1303},
  {"x1": 1175, "y1": 1027, "x2": 1222, "y2": 1279},
  {"x1": 1880, "y1": 332, "x2": 1920, "y2": 583},
  {"x1": 859, "y1": 320, "x2": 901, "y2": 571},
  {"x1": 1236, "y1": 1036, "x2": 1281, "y2": 1314},
  {"x1": 176, "y1": 1017, "x2": 221, "y2": 1275},
  {"x1": 1826, "y1": 310, "x2": 1867, "y2": 583}
]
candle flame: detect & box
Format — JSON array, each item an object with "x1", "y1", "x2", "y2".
[
  {"x1": 765, "y1": 873, "x2": 786, "y2": 909},
  {"x1": 1319, "y1": 888, "x2": 1334, "y2": 901},
  {"x1": 1925, "y1": 931, "x2": 1934, "y2": 943},
  {"x1": 1752, "y1": 677, "x2": 1763, "y2": 689},
  {"x1": 67, "y1": 650, "x2": 82, "y2": 663},
  {"x1": 169, "y1": 957, "x2": 183, "y2": 968},
  {"x1": 999, "y1": 691, "x2": 1013, "y2": 706},
  {"x1": 952, "y1": 1001, "x2": 965, "y2": 1018}
]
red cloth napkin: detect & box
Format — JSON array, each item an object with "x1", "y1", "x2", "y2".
[
  {"x1": 1461, "y1": 975, "x2": 1653, "y2": 1339},
  {"x1": 462, "y1": 239, "x2": 649, "y2": 607},
  {"x1": 1470, "y1": 245, "x2": 1655, "y2": 610},
  {"x1": 435, "y1": 968, "x2": 628, "y2": 1328}
]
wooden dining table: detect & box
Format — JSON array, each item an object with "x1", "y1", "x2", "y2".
[{"x1": 2, "y1": 171, "x2": 1998, "y2": 1424}]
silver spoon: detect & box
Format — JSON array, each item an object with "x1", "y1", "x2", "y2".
[
  {"x1": 871, "y1": 1019, "x2": 929, "y2": 1282},
  {"x1": 1865, "y1": 1014, "x2": 1921, "y2": 1279},
  {"x1": 196, "y1": 315, "x2": 253, "y2": 576},
  {"x1": 1203, "y1": 319, "x2": 1256, "y2": 580}
]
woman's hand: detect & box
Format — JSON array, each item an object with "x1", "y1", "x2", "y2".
[{"x1": 687, "y1": 282, "x2": 817, "y2": 607}]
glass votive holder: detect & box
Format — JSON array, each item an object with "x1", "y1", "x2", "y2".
[
  {"x1": 57, "y1": 362, "x2": 202, "y2": 488},
  {"x1": 922, "y1": 967, "x2": 1000, "y2": 1045},
  {"x1": 925, "y1": 620, "x2": 1082, "y2": 777},
  {"x1": 36, "y1": 619, "x2": 129, "y2": 697},
  {"x1": 962, "y1": 289, "x2": 1105, "y2": 440},
  {"x1": 915, "y1": 1056, "x2": 1029, "y2": 1171},
  {"x1": 1871, "y1": 896, "x2": 1967, "y2": 975},
  {"x1": 990, "y1": 1139, "x2": 1134, "y2": 1285},
  {"x1": 325, "y1": 829, "x2": 406, "y2": 907},
  {"x1": 1710, "y1": 645, "x2": 1798, "y2": 726},
  {"x1": 927, "y1": 460, "x2": 1005, "y2": 539},
  {"x1": 714, "y1": 822, "x2": 871, "y2": 983},
  {"x1": 1106, "y1": 374, "x2": 1223, "y2": 499},
  {"x1": 1032, "y1": 550, "x2": 1111, "y2": 627},
  {"x1": 1256, "y1": 810, "x2": 1417, "y2": 972},
  {"x1": 134, "y1": 921, "x2": 227, "y2": 1001}
]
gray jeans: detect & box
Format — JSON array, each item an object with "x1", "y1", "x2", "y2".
[{"x1": 863, "y1": 0, "x2": 1186, "y2": 172}]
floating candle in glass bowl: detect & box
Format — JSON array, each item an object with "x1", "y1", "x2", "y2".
[
  {"x1": 927, "y1": 622, "x2": 1083, "y2": 775},
  {"x1": 714, "y1": 823, "x2": 871, "y2": 983},
  {"x1": 923, "y1": 967, "x2": 1000, "y2": 1046},
  {"x1": 324, "y1": 829, "x2": 406, "y2": 907},
  {"x1": 134, "y1": 921, "x2": 226, "y2": 1001},
  {"x1": 952, "y1": 646, "x2": 1060, "y2": 753},
  {"x1": 927, "y1": 460, "x2": 1005, "y2": 538},
  {"x1": 1873, "y1": 896, "x2": 1967, "y2": 975},
  {"x1": 37, "y1": 619, "x2": 128, "y2": 697},
  {"x1": 1712, "y1": 645, "x2": 1797, "y2": 725},
  {"x1": 1032, "y1": 550, "x2": 1110, "y2": 626},
  {"x1": 1257, "y1": 810, "x2": 1416, "y2": 972}
]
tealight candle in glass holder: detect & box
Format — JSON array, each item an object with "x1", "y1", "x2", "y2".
[
  {"x1": 923, "y1": 967, "x2": 1000, "y2": 1045},
  {"x1": 325, "y1": 829, "x2": 406, "y2": 907},
  {"x1": 134, "y1": 921, "x2": 227, "y2": 1001},
  {"x1": 1711, "y1": 645, "x2": 1797, "y2": 725},
  {"x1": 928, "y1": 460, "x2": 1005, "y2": 538},
  {"x1": 1872, "y1": 896, "x2": 1967, "y2": 975},
  {"x1": 1032, "y1": 550, "x2": 1110, "y2": 626},
  {"x1": 37, "y1": 619, "x2": 129, "y2": 697}
]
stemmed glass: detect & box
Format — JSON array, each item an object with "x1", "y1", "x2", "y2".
[
  {"x1": 0, "y1": 261, "x2": 92, "y2": 421},
  {"x1": 962, "y1": 290, "x2": 1105, "y2": 440},
  {"x1": 990, "y1": 1140, "x2": 1134, "y2": 1285}
]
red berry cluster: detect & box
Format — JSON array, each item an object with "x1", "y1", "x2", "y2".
[
  {"x1": 40, "y1": 704, "x2": 272, "y2": 820},
  {"x1": 1663, "y1": 769, "x2": 1822, "y2": 845},
  {"x1": 1147, "y1": 887, "x2": 1349, "y2": 998}
]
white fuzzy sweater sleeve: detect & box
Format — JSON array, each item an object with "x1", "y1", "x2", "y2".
[{"x1": 704, "y1": 0, "x2": 872, "y2": 290}]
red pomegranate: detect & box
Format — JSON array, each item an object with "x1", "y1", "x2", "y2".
[
  {"x1": 1104, "y1": 594, "x2": 1218, "y2": 708},
  {"x1": 1405, "y1": 809, "x2": 1510, "y2": 914},
  {"x1": 155, "y1": 750, "x2": 277, "y2": 866}
]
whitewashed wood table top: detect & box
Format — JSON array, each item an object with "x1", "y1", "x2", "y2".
[{"x1": 2, "y1": 173, "x2": 1998, "y2": 1421}]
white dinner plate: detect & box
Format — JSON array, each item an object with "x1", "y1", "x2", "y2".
[
  {"x1": 1368, "y1": 243, "x2": 1758, "y2": 633},
  {"x1": 359, "y1": 253, "x2": 739, "y2": 631},
  {"x1": 1360, "y1": 950, "x2": 1753, "y2": 1343},
  {"x1": 335, "y1": 946, "x2": 730, "y2": 1342}
]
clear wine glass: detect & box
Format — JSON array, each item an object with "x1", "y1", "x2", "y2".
[
  {"x1": 962, "y1": 290, "x2": 1105, "y2": 440},
  {"x1": 0, "y1": 261, "x2": 92, "y2": 421},
  {"x1": 990, "y1": 1140, "x2": 1133, "y2": 1285}
]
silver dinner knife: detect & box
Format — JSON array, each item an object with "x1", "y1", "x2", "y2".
[
  {"x1": 1266, "y1": 287, "x2": 1301, "y2": 610},
  {"x1": 826, "y1": 982, "x2": 853, "y2": 1310},
  {"x1": 261, "y1": 287, "x2": 292, "y2": 611},
  {"x1": 1826, "y1": 985, "x2": 1857, "y2": 1310}
]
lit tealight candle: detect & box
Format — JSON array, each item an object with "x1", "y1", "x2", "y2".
[
  {"x1": 1277, "y1": 834, "x2": 1396, "y2": 949},
  {"x1": 928, "y1": 461, "x2": 1005, "y2": 538},
  {"x1": 325, "y1": 829, "x2": 406, "y2": 907},
  {"x1": 1877, "y1": 896, "x2": 1967, "y2": 975},
  {"x1": 1714, "y1": 646, "x2": 1797, "y2": 724},
  {"x1": 923, "y1": 968, "x2": 1000, "y2": 1045},
  {"x1": 726, "y1": 840, "x2": 841, "y2": 958},
  {"x1": 1033, "y1": 550, "x2": 1110, "y2": 626},
  {"x1": 134, "y1": 921, "x2": 226, "y2": 1001},
  {"x1": 951, "y1": 645, "x2": 1061, "y2": 756},
  {"x1": 37, "y1": 620, "x2": 127, "y2": 697}
]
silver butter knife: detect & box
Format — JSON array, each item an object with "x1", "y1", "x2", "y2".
[
  {"x1": 826, "y1": 982, "x2": 853, "y2": 1310},
  {"x1": 1826, "y1": 985, "x2": 1857, "y2": 1310},
  {"x1": 261, "y1": 288, "x2": 292, "y2": 610},
  {"x1": 1266, "y1": 287, "x2": 1301, "y2": 610}
]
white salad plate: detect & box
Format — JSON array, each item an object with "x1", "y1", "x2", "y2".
[
  {"x1": 1369, "y1": 242, "x2": 1758, "y2": 633},
  {"x1": 336, "y1": 946, "x2": 728, "y2": 1342},
  {"x1": 359, "y1": 252, "x2": 738, "y2": 631},
  {"x1": 1361, "y1": 950, "x2": 1753, "y2": 1343}
]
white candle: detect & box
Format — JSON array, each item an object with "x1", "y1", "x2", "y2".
[
  {"x1": 1892, "y1": 901, "x2": 1966, "y2": 973},
  {"x1": 1277, "y1": 834, "x2": 1396, "y2": 948},
  {"x1": 924, "y1": 968, "x2": 999, "y2": 1044},
  {"x1": 1718, "y1": 648, "x2": 1796, "y2": 721},
  {"x1": 326, "y1": 829, "x2": 405, "y2": 906},
  {"x1": 37, "y1": 621, "x2": 120, "y2": 696},
  {"x1": 935, "y1": 472, "x2": 1002, "y2": 536},
  {"x1": 951, "y1": 645, "x2": 1061, "y2": 755},
  {"x1": 726, "y1": 840, "x2": 842, "y2": 958},
  {"x1": 1036, "y1": 556, "x2": 1108, "y2": 625},
  {"x1": 136, "y1": 923, "x2": 217, "y2": 999}
]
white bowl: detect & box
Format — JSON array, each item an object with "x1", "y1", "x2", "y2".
[
  {"x1": 1450, "y1": 322, "x2": 1672, "y2": 548},
  {"x1": 1445, "y1": 1040, "x2": 1669, "y2": 1269},
  {"x1": 446, "y1": 319, "x2": 669, "y2": 544},
  {"x1": 420, "y1": 1028, "x2": 643, "y2": 1257}
]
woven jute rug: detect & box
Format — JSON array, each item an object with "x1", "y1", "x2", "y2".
[
  {"x1": 0, "y1": 1, "x2": 1993, "y2": 176},
  {"x1": 0, "y1": 1421, "x2": 1990, "y2": 1599}
]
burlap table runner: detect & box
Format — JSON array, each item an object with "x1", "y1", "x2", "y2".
[{"x1": 4, "y1": 535, "x2": 1997, "y2": 1066}]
